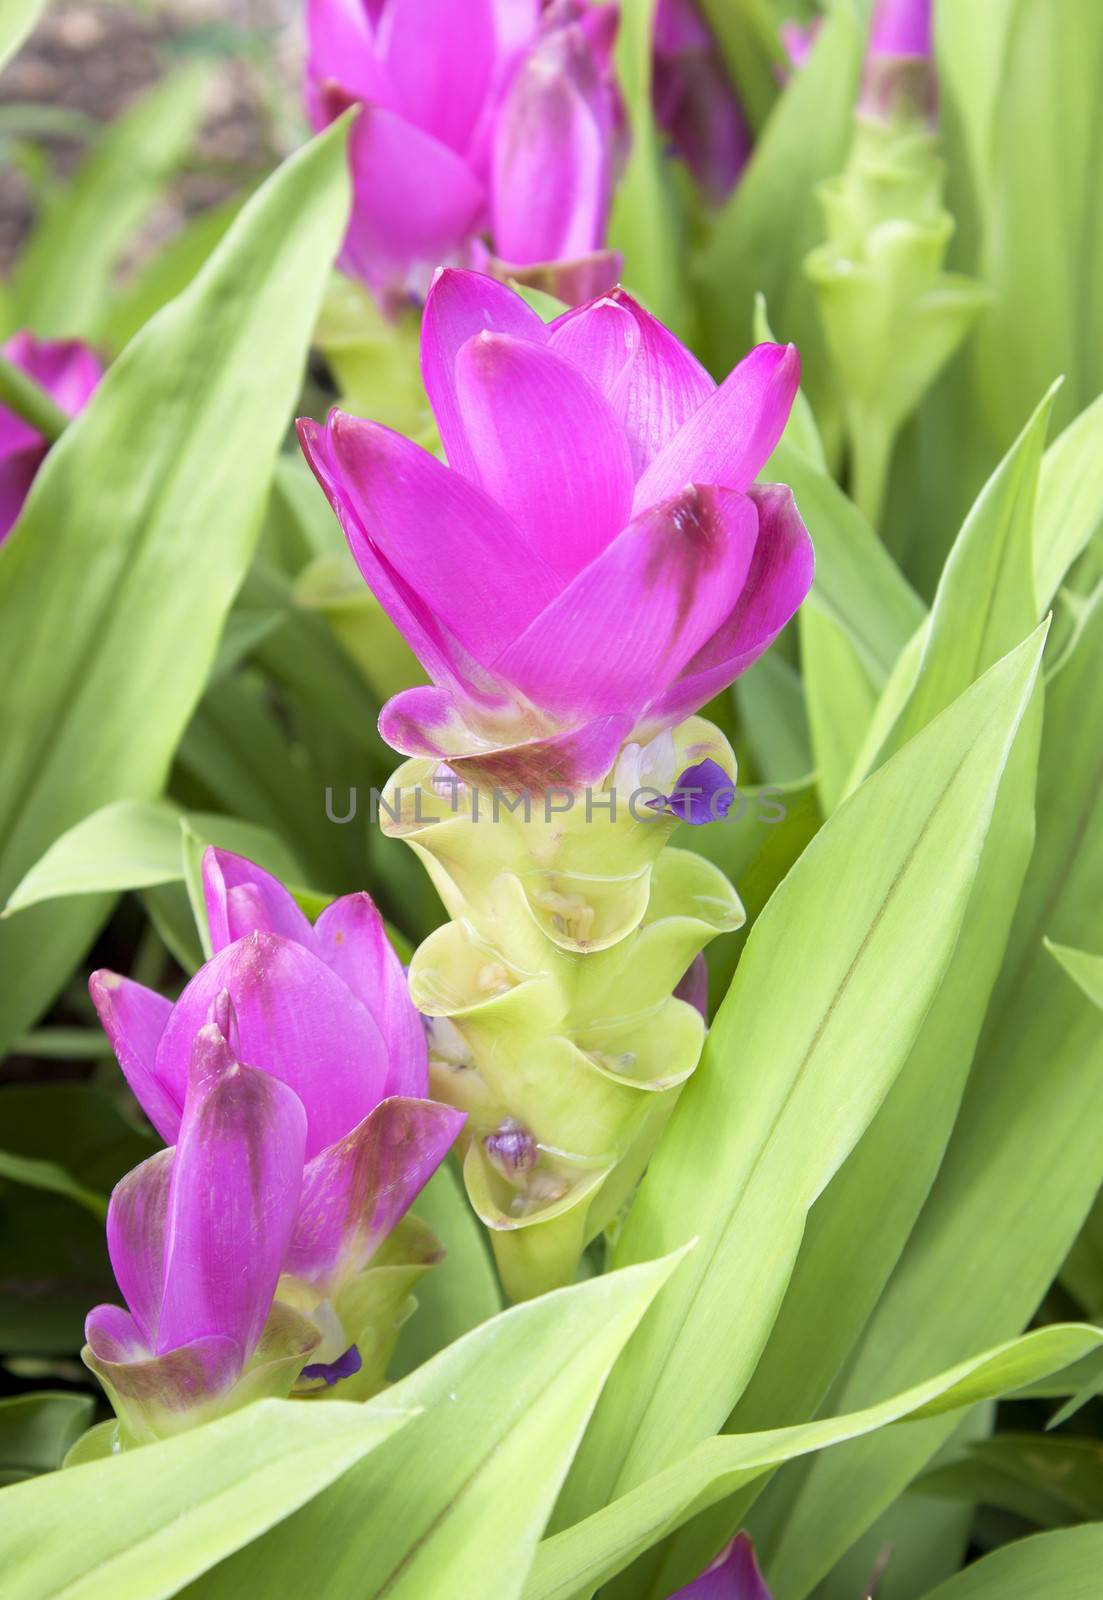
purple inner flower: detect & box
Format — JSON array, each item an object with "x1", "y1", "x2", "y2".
[
  {"x1": 649, "y1": 758, "x2": 735, "y2": 826},
  {"x1": 301, "y1": 1344, "x2": 363, "y2": 1387}
]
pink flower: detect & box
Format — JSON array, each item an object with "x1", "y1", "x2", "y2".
[
  {"x1": 299, "y1": 268, "x2": 813, "y2": 786},
  {"x1": 0, "y1": 332, "x2": 101, "y2": 542},
  {"x1": 670, "y1": 1534, "x2": 772, "y2": 1597},
  {"x1": 652, "y1": 0, "x2": 751, "y2": 203},
  {"x1": 305, "y1": 0, "x2": 621, "y2": 304},
  {"x1": 85, "y1": 850, "x2": 463, "y2": 1439}
]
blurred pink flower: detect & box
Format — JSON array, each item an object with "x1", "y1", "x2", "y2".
[
  {"x1": 305, "y1": 0, "x2": 621, "y2": 304},
  {"x1": 653, "y1": 0, "x2": 750, "y2": 202},
  {"x1": 0, "y1": 331, "x2": 101, "y2": 542}
]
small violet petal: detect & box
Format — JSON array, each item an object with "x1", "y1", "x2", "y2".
[{"x1": 648, "y1": 758, "x2": 735, "y2": 826}]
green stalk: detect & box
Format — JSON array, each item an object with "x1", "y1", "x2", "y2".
[{"x1": 0, "y1": 351, "x2": 69, "y2": 444}]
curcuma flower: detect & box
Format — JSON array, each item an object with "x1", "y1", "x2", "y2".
[
  {"x1": 299, "y1": 267, "x2": 814, "y2": 788},
  {"x1": 652, "y1": 0, "x2": 750, "y2": 204},
  {"x1": 0, "y1": 331, "x2": 101, "y2": 542},
  {"x1": 670, "y1": 1534, "x2": 771, "y2": 1597},
  {"x1": 87, "y1": 850, "x2": 464, "y2": 1439},
  {"x1": 305, "y1": 0, "x2": 621, "y2": 306},
  {"x1": 90, "y1": 846, "x2": 429, "y2": 1153}
]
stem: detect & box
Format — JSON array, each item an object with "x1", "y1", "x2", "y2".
[
  {"x1": 0, "y1": 352, "x2": 69, "y2": 444},
  {"x1": 849, "y1": 407, "x2": 896, "y2": 531}
]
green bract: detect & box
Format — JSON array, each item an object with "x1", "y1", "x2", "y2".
[{"x1": 381, "y1": 719, "x2": 744, "y2": 1299}]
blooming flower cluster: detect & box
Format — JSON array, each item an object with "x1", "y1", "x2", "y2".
[
  {"x1": 301, "y1": 267, "x2": 814, "y2": 788},
  {"x1": 85, "y1": 848, "x2": 463, "y2": 1442},
  {"x1": 299, "y1": 266, "x2": 812, "y2": 1296}
]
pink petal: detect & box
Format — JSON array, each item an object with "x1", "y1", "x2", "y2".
[
  {"x1": 0, "y1": 448, "x2": 44, "y2": 542},
  {"x1": 870, "y1": 0, "x2": 932, "y2": 58},
  {"x1": 304, "y1": 0, "x2": 393, "y2": 117},
  {"x1": 286, "y1": 1096, "x2": 464, "y2": 1284},
  {"x1": 632, "y1": 343, "x2": 800, "y2": 512},
  {"x1": 89, "y1": 971, "x2": 179, "y2": 1143},
  {"x1": 323, "y1": 411, "x2": 562, "y2": 661},
  {"x1": 85, "y1": 1303, "x2": 148, "y2": 1363},
  {"x1": 450, "y1": 713, "x2": 634, "y2": 789},
  {"x1": 495, "y1": 247, "x2": 623, "y2": 309},
  {"x1": 202, "y1": 847, "x2": 314, "y2": 954},
  {"x1": 341, "y1": 105, "x2": 485, "y2": 292},
  {"x1": 644, "y1": 483, "x2": 815, "y2": 728},
  {"x1": 453, "y1": 331, "x2": 634, "y2": 580},
  {"x1": 3, "y1": 331, "x2": 102, "y2": 418},
  {"x1": 378, "y1": 685, "x2": 633, "y2": 786},
  {"x1": 494, "y1": 484, "x2": 760, "y2": 725},
  {"x1": 313, "y1": 893, "x2": 429, "y2": 1098},
  {"x1": 157, "y1": 1021, "x2": 306, "y2": 1358},
  {"x1": 154, "y1": 933, "x2": 391, "y2": 1159},
  {"x1": 83, "y1": 1325, "x2": 244, "y2": 1441},
  {"x1": 491, "y1": 19, "x2": 612, "y2": 266},
  {"x1": 546, "y1": 295, "x2": 640, "y2": 406},
  {"x1": 488, "y1": 0, "x2": 541, "y2": 62},
  {"x1": 551, "y1": 287, "x2": 717, "y2": 476},
  {"x1": 378, "y1": 0, "x2": 496, "y2": 154},
  {"x1": 420, "y1": 266, "x2": 548, "y2": 483},
  {"x1": 674, "y1": 1533, "x2": 772, "y2": 1598},
  {"x1": 104, "y1": 1148, "x2": 175, "y2": 1349},
  {"x1": 298, "y1": 416, "x2": 510, "y2": 706},
  {"x1": 378, "y1": 682, "x2": 514, "y2": 762}
]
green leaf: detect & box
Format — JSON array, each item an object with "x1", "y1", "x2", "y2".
[
  {"x1": 1047, "y1": 941, "x2": 1103, "y2": 1012},
  {"x1": 684, "y1": 775, "x2": 822, "y2": 1011},
  {"x1": 673, "y1": 391, "x2": 1051, "y2": 1588},
  {"x1": 0, "y1": 1151, "x2": 106, "y2": 1220},
  {"x1": 919, "y1": 1432, "x2": 1103, "y2": 1530},
  {"x1": 768, "y1": 439, "x2": 926, "y2": 688},
  {"x1": 97, "y1": 193, "x2": 249, "y2": 354},
  {"x1": 0, "y1": 122, "x2": 350, "y2": 1054},
  {"x1": 524, "y1": 1326, "x2": 1103, "y2": 1600},
  {"x1": 558, "y1": 625, "x2": 1046, "y2": 1524},
  {"x1": 184, "y1": 1253, "x2": 686, "y2": 1600},
  {"x1": 695, "y1": 0, "x2": 783, "y2": 134},
  {"x1": 0, "y1": 1084, "x2": 155, "y2": 1353},
  {"x1": 697, "y1": 0, "x2": 862, "y2": 416},
  {"x1": 735, "y1": 652, "x2": 812, "y2": 783},
  {"x1": 974, "y1": 1, "x2": 1103, "y2": 446},
  {"x1": 799, "y1": 602, "x2": 879, "y2": 813},
  {"x1": 0, "y1": 1399, "x2": 413, "y2": 1600},
  {"x1": 10, "y1": 69, "x2": 208, "y2": 339},
  {"x1": 4, "y1": 801, "x2": 186, "y2": 912},
  {"x1": 0, "y1": 1394, "x2": 96, "y2": 1487},
  {"x1": 4, "y1": 800, "x2": 304, "y2": 915},
  {"x1": 1033, "y1": 392, "x2": 1103, "y2": 611},
  {"x1": 868, "y1": 382, "x2": 1056, "y2": 769},
  {"x1": 0, "y1": 0, "x2": 45, "y2": 74},
  {"x1": 609, "y1": 0, "x2": 687, "y2": 331},
  {"x1": 765, "y1": 590, "x2": 1103, "y2": 1597},
  {"x1": 388, "y1": 1160, "x2": 504, "y2": 1379},
  {"x1": 916, "y1": 1526, "x2": 1103, "y2": 1599}
]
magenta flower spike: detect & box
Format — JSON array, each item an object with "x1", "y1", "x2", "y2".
[
  {"x1": 671, "y1": 1534, "x2": 772, "y2": 1598},
  {"x1": 0, "y1": 331, "x2": 101, "y2": 542},
  {"x1": 298, "y1": 267, "x2": 814, "y2": 786},
  {"x1": 305, "y1": 0, "x2": 620, "y2": 305},
  {"x1": 90, "y1": 847, "x2": 429, "y2": 1154},
  {"x1": 652, "y1": 0, "x2": 751, "y2": 203},
  {"x1": 83, "y1": 1017, "x2": 317, "y2": 1443}
]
